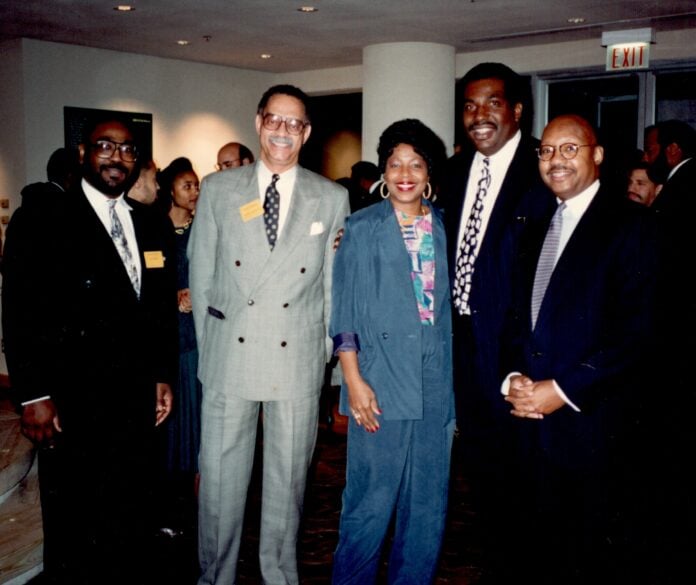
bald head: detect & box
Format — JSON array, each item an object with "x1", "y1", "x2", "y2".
[
  {"x1": 216, "y1": 142, "x2": 254, "y2": 171},
  {"x1": 538, "y1": 114, "x2": 603, "y2": 201}
]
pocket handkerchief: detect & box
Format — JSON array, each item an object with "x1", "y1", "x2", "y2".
[{"x1": 309, "y1": 221, "x2": 325, "y2": 235}]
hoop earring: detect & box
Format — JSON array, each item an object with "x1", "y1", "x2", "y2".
[
  {"x1": 380, "y1": 181, "x2": 390, "y2": 200},
  {"x1": 422, "y1": 182, "x2": 432, "y2": 200}
]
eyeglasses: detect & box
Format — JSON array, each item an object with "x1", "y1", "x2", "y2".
[
  {"x1": 216, "y1": 159, "x2": 241, "y2": 171},
  {"x1": 536, "y1": 143, "x2": 595, "y2": 161},
  {"x1": 91, "y1": 140, "x2": 138, "y2": 162},
  {"x1": 261, "y1": 113, "x2": 308, "y2": 135}
]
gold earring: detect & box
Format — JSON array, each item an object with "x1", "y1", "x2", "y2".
[
  {"x1": 380, "y1": 181, "x2": 390, "y2": 199},
  {"x1": 422, "y1": 182, "x2": 432, "y2": 200}
]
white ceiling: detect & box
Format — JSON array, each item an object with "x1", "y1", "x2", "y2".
[{"x1": 1, "y1": 1, "x2": 695, "y2": 73}]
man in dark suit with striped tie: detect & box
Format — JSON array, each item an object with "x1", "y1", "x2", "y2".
[{"x1": 502, "y1": 114, "x2": 657, "y2": 585}]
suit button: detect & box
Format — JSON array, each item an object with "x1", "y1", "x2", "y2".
[
  {"x1": 532, "y1": 351, "x2": 543, "y2": 358},
  {"x1": 238, "y1": 337, "x2": 245, "y2": 343},
  {"x1": 382, "y1": 332, "x2": 389, "y2": 339},
  {"x1": 281, "y1": 341, "x2": 287, "y2": 347},
  {"x1": 248, "y1": 300, "x2": 254, "y2": 306},
  {"x1": 283, "y1": 303, "x2": 289, "y2": 308},
  {"x1": 300, "y1": 267, "x2": 306, "y2": 273},
  {"x1": 235, "y1": 260, "x2": 241, "y2": 266}
]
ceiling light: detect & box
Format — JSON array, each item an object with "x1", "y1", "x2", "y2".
[
  {"x1": 114, "y1": 5, "x2": 135, "y2": 11},
  {"x1": 297, "y1": 6, "x2": 318, "y2": 13},
  {"x1": 260, "y1": 54, "x2": 272, "y2": 59},
  {"x1": 567, "y1": 17, "x2": 585, "y2": 24},
  {"x1": 177, "y1": 40, "x2": 190, "y2": 46}
]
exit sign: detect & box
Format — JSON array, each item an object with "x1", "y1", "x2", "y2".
[{"x1": 606, "y1": 42, "x2": 650, "y2": 71}]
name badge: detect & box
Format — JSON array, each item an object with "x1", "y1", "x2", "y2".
[
  {"x1": 144, "y1": 250, "x2": 165, "y2": 268},
  {"x1": 240, "y1": 199, "x2": 264, "y2": 222}
]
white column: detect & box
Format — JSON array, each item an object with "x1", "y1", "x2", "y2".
[{"x1": 362, "y1": 43, "x2": 455, "y2": 164}]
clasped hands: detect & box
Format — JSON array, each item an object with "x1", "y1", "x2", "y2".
[{"x1": 505, "y1": 374, "x2": 565, "y2": 419}]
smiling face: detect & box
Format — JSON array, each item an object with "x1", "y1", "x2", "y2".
[
  {"x1": 383, "y1": 143, "x2": 430, "y2": 215},
  {"x1": 538, "y1": 115, "x2": 603, "y2": 201},
  {"x1": 79, "y1": 120, "x2": 138, "y2": 197},
  {"x1": 255, "y1": 93, "x2": 311, "y2": 174},
  {"x1": 463, "y1": 77, "x2": 522, "y2": 156}
]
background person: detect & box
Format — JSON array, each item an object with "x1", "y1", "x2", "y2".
[{"x1": 156, "y1": 156, "x2": 202, "y2": 535}]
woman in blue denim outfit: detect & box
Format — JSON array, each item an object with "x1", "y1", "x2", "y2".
[{"x1": 331, "y1": 119, "x2": 455, "y2": 584}]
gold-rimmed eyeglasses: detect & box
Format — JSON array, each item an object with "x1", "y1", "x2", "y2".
[
  {"x1": 536, "y1": 143, "x2": 595, "y2": 161},
  {"x1": 261, "y1": 113, "x2": 309, "y2": 135}
]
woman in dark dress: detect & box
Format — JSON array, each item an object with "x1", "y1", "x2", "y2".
[{"x1": 157, "y1": 157, "x2": 202, "y2": 511}]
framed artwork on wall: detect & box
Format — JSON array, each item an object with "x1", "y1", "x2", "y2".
[{"x1": 64, "y1": 106, "x2": 153, "y2": 160}]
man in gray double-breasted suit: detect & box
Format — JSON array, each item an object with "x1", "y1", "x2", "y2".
[{"x1": 188, "y1": 84, "x2": 349, "y2": 585}]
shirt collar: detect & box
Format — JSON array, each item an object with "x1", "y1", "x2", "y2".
[
  {"x1": 473, "y1": 129, "x2": 522, "y2": 167},
  {"x1": 258, "y1": 161, "x2": 298, "y2": 186},
  {"x1": 81, "y1": 178, "x2": 131, "y2": 210},
  {"x1": 557, "y1": 179, "x2": 600, "y2": 217}
]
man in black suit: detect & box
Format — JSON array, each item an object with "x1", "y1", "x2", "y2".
[
  {"x1": 503, "y1": 114, "x2": 656, "y2": 585},
  {"x1": 440, "y1": 62, "x2": 546, "y2": 581},
  {"x1": 644, "y1": 120, "x2": 696, "y2": 583},
  {"x1": 2, "y1": 115, "x2": 178, "y2": 584}
]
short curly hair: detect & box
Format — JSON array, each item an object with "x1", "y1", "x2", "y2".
[{"x1": 377, "y1": 119, "x2": 447, "y2": 184}]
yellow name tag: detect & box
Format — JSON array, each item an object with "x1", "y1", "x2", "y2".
[
  {"x1": 144, "y1": 250, "x2": 165, "y2": 268},
  {"x1": 240, "y1": 199, "x2": 264, "y2": 222}
]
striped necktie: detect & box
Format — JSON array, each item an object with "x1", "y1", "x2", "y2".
[{"x1": 530, "y1": 201, "x2": 566, "y2": 329}]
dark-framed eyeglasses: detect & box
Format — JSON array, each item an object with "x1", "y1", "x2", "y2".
[
  {"x1": 215, "y1": 159, "x2": 241, "y2": 171},
  {"x1": 536, "y1": 143, "x2": 595, "y2": 161},
  {"x1": 91, "y1": 139, "x2": 138, "y2": 162},
  {"x1": 261, "y1": 113, "x2": 309, "y2": 135}
]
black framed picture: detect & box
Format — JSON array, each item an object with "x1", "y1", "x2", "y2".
[{"x1": 64, "y1": 106, "x2": 153, "y2": 160}]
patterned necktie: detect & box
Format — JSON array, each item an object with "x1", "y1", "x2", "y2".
[
  {"x1": 530, "y1": 201, "x2": 566, "y2": 329},
  {"x1": 108, "y1": 199, "x2": 140, "y2": 297},
  {"x1": 263, "y1": 173, "x2": 280, "y2": 249},
  {"x1": 453, "y1": 157, "x2": 491, "y2": 315}
]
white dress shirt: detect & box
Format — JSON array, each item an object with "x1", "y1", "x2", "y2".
[
  {"x1": 456, "y1": 130, "x2": 522, "y2": 258},
  {"x1": 82, "y1": 178, "x2": 142, "y2": 283},
  {"x1": 257, "y1": 162, "x2": 297, "y2": 239},
  {"x1": 501, "y1": 179, "x2": 601, "y2": 413}
]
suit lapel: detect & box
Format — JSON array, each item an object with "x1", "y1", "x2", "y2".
[
  {"x1": 74, "y1": 188, "x2": 140, "y2": 300},
  {"x1": 534, "y1": 190, "x2": 607, "y2": 330}
]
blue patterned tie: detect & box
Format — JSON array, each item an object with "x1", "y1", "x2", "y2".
[
  {"x1": 263, "y1": 174, "x2": 280, "y2": 249},
  {"x1": 453, "y1": 157, "x2": 490, "y2": 315},
  {"x1": 108, "y1": 199, "x2": 140, "y2": 297},
  {"x1": 530, "y1": 202, "x2": 566, "y2": 329}
]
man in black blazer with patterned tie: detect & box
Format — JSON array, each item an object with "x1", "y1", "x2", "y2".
[
  {"x1": 440, "y1": 62, "x2": 547, "y2": 581},
  {"x1": 2, "y1": 114, "x2": 178, "y2": 584}
]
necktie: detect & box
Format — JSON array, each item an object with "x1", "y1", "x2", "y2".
[
  {"x1": 108, "y1": 199, "x2": 140, "y2": 297},
  {"x1": 530, "y1": 202, "x2": 566, "y2": 329},
  {"x1": 453, "y1": 157, "x2": 491, "y2": 315},
  {"x1": 263, "y1": 174, "x2": 280, "y2": 249}
]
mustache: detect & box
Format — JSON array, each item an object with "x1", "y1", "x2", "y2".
[
  {"x1": 547, "y1": 164, "x2": 573, "y2": 173},
  {"x1": 269, "y1": 135, "x2": 293, "y2": 147}
]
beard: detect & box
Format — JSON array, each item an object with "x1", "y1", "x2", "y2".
[{"x1": 82, "y1": 160, "x2": 138, "y2": 197}]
